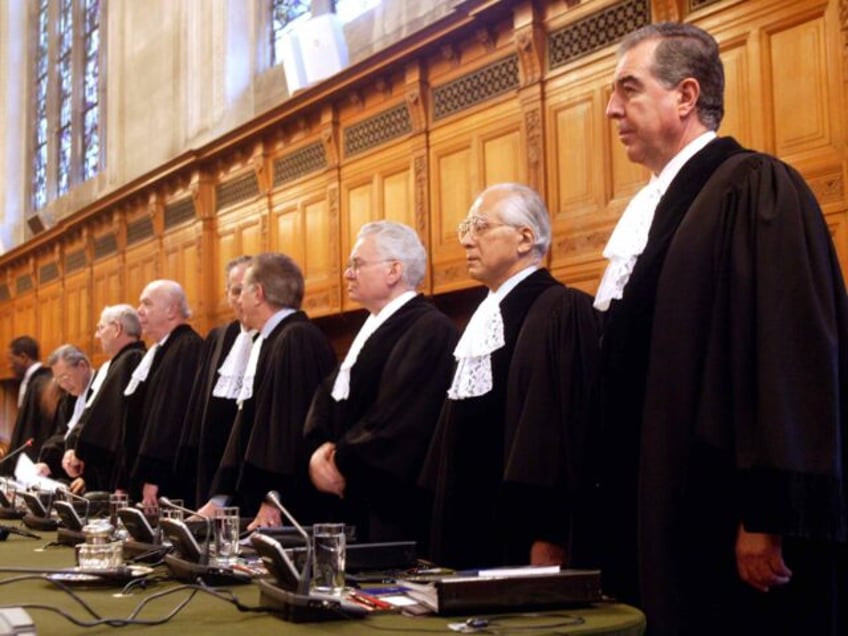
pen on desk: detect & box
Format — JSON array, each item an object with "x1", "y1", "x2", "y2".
[{"x1": 349, "y1": 590, "x2": 392, "y2": 610}]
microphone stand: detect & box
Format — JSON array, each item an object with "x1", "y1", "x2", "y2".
[
  {"x1": 158, "y1": 497, "x2": 210, "y2": 566},
  {"x1": 53, "y1": 488, "x2": 90, "y2": 546},
  {"x1": 157, "y1": 497, "x2": 250, "y2": 586},
  {"x1": 258, "y1": 490, "x2": 365, "y2": 622},
  {"x1": 0, "y1": 477, "x2": 24, "y2": 520},
  {"x1": 0, "y1": 439, "x2": 34, "y2": 469}
]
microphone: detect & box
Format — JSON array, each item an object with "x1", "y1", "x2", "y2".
[
  {"x1": 0, "y1": 439, "x2": 33, "y2": 468},
  {"x1": 256, "y1": 491, "x2": 365, "y2": 622},
  {"x1": 158, "y1": 497, "x2": 211, "y2": 566},
  {"x1": 264, "y1": 490, "x2": 311, "y2": 594}
]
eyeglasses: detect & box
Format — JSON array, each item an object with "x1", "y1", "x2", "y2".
[
  {"x1": 345, "y1": 258, "x2": 395, "y2": 274},
  {"x1": 457, "y1": 216, "x2": 508, "y2": 240},
  {"x1": 95, "y1": 321, "x2": 116, "y2": 333}
]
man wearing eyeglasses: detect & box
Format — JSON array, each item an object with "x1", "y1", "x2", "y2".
[
  {"x1": 32, "y1": 344, "x2": 94, "y2": 483},
  {"x1": 61, "y1": 304, "x2": 146, "y2": 494},
  {"x1": 421, "y1": 182, "x2": 601, "y2": 569},
  {"x1": 304, "y1": 221, "x2": 458, "y2": 547}
]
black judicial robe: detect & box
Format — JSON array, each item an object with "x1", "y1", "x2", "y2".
[
  {"x1": 594, "y1": 137, "x2": 848, "y2": 636},
  {"x1": 211, "y1": 312, "x2": 336, "y2": 520},
  {"x1": 175, "y1": 320, "x2": 241, "y2": 507},
  {"x1": 132, "y1": 324, "x2": 203, "y2": 502},
  {"x1": 421, "y1": 269, "x2": 601, "y2": 569},
  {"x1": 36, "y1": 391, "x2": 75, "y2": 481},
  {"x1": 69, "y1": 341, "x2": 147, "y2": 493},
  {"x1": 303, "y1": 295, "x2": 458, "y2": 546},
  {"x1": 3, "y1": 366, "x2": 54, "y2": 474}
]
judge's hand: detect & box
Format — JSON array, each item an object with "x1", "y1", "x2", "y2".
[
  {"x1": 196, "y1": 500, "x2": 221, "y2": 519},
  {"x1": 33, "y1": 462, "x2": 51, "y2": 477},
  {"x1": 141, "y1": 483, "x2": 159, "y2": 512},
  {"x1": 530, "y1": 540, "x2": 567, "y2": 566},
  {"x1": 62, "y1": 449, "x2": 84, "y2": 478},
  {"x1": 69, "y1": 477, "x2": 86, "y2": 495},
  {"x1": 309, "y1": 442, "x2": 346, "y2": 498},
  {"x1": 735, "y1": 525, "x2": 792, "y2": 592},
  {"x1": 247, "y1": 502, "x2": 281, "y2": 531}
]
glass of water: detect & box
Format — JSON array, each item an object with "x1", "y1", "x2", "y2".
[{"x1": 311, "y1": 522, "x2": 346, "y2": 596}]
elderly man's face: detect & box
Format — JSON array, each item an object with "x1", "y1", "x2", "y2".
[
  {"x1": 458, "y1": 191, "x2": 525, "y2": 291},
  {"x1": 137, "y1": 284, "x2": 172, "y2": 341},
  {"x1": 606, "y1": 38, "x2": 687, "y2": 174},
  {"x1": 344, "y1": 235, "x2": 396, "y2": 314},
  {"x1": 51, "y1": 358, "x2": 90, "y2": 396}
]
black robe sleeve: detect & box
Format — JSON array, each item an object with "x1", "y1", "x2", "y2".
[{"x1": 4, "y1": 367, "x2": 55, "y2": 474}]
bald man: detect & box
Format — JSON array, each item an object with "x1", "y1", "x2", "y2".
[{"x1": 126, "y1": 280, "x2": 203, "y2": 508}]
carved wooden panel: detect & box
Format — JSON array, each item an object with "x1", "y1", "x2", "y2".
[
  {"x1": 124, "y1": 243, "x2": 158, "y2": 311},
  {"x1": 213, "y1": 203, "x2": 266, "y2": 324},
  {"x1": 64, "y1": 270, "x2": 92, "y2": 354},
  {"x1": 767, "y1": 15, "x2": 835, "y2": 159},
  {"x1": 270, "y1": 178, "x2": 339, "y2": 317},
  {"x1": 0, "y1": 308, "x2": 14, "y2": 379},
  {"x1": 718, "y1": 36, "x2": 758, "y2": 151},
  {"x1": 36, "y1": 283, "x2": 63, "y2": 360},
  {"x1": 162, "y1": 223, "x2": 204, "y2": 332},
  {"x1": 91, "y1": 256, "x2": 124, "y2": 366}
]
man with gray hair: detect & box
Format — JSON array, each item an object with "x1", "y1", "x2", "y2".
[
  {"x1": 62, "y1": 304, "x2": 146, "y2": 493},
  {"x1": 305, "y1": 221, "x2": 458, "y2": 546},
  {"x1": 421, "y1": 182, "x2": 600, "y2": 569},
  {"x1": 128, "y1": 280, "x2": 203, "y2": 508},
  {"x1": 204, "y1": 253, "x2": 335, "y2": 529},
  {"x1": 33, "y1": 344, "x2": 93, "y2": 482}
]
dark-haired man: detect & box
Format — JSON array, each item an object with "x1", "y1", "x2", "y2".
[
  {"x1": 593, "y1": 22, "x2": 848, "y2": 635},
  {"x1": 2, "y1": 336, "x2": 54, "y2": 472}
]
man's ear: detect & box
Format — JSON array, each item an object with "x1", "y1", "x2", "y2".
[
  {"x1": 677, "y1": 77, "x2": 701, "y2": 118},
  {"x1": 385, "y1": 260, "x2": 403, "y2": 286},
  {"x1": 516, "y1": 226, "x2": 536, "y2": 256}
]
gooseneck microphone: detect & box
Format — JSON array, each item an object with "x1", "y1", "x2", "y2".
[
  {"x1": 264, "y1": 490, "x2": 312, "y2": 594},
  {"x1": 0, "y1": 439, "x2": 34, "y2": 468},
  {"x1": 158, "y1": 496, "x2": 211, "y2": 566}
]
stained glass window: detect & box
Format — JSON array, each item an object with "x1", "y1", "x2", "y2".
[{"x1": 31, "y1": 0, "x2": 103, "y2": 211}]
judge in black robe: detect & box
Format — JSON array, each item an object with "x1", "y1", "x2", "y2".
[
  {"x1": 304, "y1": 221, "x2": 459, "y2": 547},
  {"x1": 35, "y1": 391, "x2": 74, "y2": 481},
  {"x1": 210, "y1": 253, "x2": 336, "y2": 524},
  {"x1": 176, "y1": 320, "x2": 240, "y2": 507},
  {"x1": 128, "y1": 281, "x2": 203, "y2": 507},
  {"x1": 593, "y1": 23, "x2": 847, "y2": 635},
  {"x1": 69, "y1": 340, "x2": 147, "y2": 493},
  {"x1": 6, "y1": 366, "x2": 54, "y2": 471},
  {"x1": 177, "y1": 252, "x2": 253, "y2": 509},
  {"x1": 421, "y1": 184, "x2": 601, "y2": 569}
]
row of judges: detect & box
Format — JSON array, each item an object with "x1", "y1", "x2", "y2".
[{"x1": 1, "y1": 22, "x2": 846, "y2": 636}]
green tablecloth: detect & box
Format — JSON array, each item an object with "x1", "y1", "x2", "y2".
[{"x1": 0, "y1": 531, "x2": 645, "y2": 635}]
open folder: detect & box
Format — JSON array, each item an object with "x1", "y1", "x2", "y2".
[{"x1": 14, "y1": 454, "x2": 65, "y2": 492}]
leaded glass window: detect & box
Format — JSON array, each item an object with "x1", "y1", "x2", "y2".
[{"x1": 31, "y1": 0, "x2": 103, "y2": 211}]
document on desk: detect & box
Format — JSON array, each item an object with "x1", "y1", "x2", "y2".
[
  {"x1": 14, "y1": 454, "x2": 65, "y2": 492},
  {"x1": 398, "y1": 567, "x2": 603, "y2": 615}
]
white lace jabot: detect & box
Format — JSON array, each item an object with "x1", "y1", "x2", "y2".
[
  {"x1": 447, "y1": 266, "x2": 536, "y2": 400},
  {"x1": 594, "y1": 131, "x2": 717, "y2": 311},
  {"x1": 213, "y1": 327, "x2": 256, "y2": 400},
  {"x1": 124, "y1": 337, "x2": 166, "y2": 396}
]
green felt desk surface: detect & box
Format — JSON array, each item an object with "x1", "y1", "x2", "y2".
[{"x1": 0, "y1": 531, "x2": 645, "y2": 635}]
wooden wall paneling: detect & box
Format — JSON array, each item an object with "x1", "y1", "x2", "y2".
[
  {"x1": 270, "y1": 176, "x2": 340, "y2": 317},
  {"x1": 162, "y1": 221, "x2": 205, "y2": 334},
  {"x1": 428, "y1": 101, "x2": 525, "y2": 294},
  {"x1": 35, "y1": 282, "x2": 63, "y2": 362},
  {"x1": 63, "y1": 270, "x2": 91, "y2": 355},
  {"x1": 212, "y1": 201, "x2": 266, "y2": 326}
]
